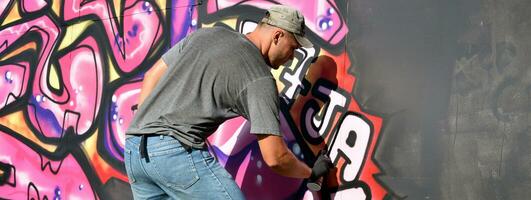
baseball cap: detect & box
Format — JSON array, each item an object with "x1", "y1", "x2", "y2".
[{"x1": 261, "y1": 5, "x2": 313, "y2": 48}]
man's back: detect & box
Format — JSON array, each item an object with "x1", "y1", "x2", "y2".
[{"x1": 126, "y1": 26, "x2": 280, "y2": 148}]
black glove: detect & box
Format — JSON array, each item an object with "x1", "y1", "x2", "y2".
[{"x1": 309, "y1": 149, "x2": 334, "y2": 181}]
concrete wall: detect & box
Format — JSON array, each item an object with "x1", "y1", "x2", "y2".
[
  {"x1": 1, "y1": 0, "x2": 530, "y2": 199},
  {"x1": 349, "y1": 0, "x2": 531, "y2": 199}
]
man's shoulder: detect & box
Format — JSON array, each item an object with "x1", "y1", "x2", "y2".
[
  {"x1": 193, "y1": 26, "x2": 239, "y2": 37},
  {"x1": 184, "y1": 26, "x2": 245, "y2": 49}
]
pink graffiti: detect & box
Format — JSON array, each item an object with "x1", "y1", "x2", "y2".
[
  {"x1": 0, "y1": 16, "x2": 59, "y2": 113},
  {"x1": 64, "y1": 0, "x2": 164, "y2": 73},
  {"x1": 0, "y1": 62, "x2": 29, "y2": 110},
  {"x1": 208, "y1": 117, "x2": 251, "y2": 161},
  {"x1": 207, "y1": 0, "x2": 348, "y2": 45},
  {"x1": 0, "y1": 130, "x2": 96, "y2": 199},
  {"x1": 236, "y1": 146, "x2": 303, "y2": 199},
  {"x1": 28, "y1": 36, "x2": 103, "y2": 138},
  {"x1": 105, "y1": 80, "x2": 142, "y2": 161},
  {"x1": 0, "y1": 16, "x2": 59, "y2": 61},
  {"x1": 0, "y1": 0, "x2": 10, "y2": 18},
  {"x1": 21, "y1": 0, "x2": 48, "y2": 13},
  {"x1": 209, "y1": 115, "x2": 297, "y2": 158}
]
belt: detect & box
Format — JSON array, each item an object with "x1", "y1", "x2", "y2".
[{"x1": 139, "y1": 134, "x2": 192, "y2": 163}]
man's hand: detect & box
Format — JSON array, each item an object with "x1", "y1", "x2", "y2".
[
  {"x1": 310, "y1": 149, "x2": 334, "y2": 180},
  {"x1": 307, "y1": 149, "x2": 334, "y2": 191}
]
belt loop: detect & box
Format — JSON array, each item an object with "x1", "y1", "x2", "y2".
[
  {"x1": 178, "y1": 140, "x2": 192, "y2": 154},
  {"x1": 139, "y1": 135, "x2": 150, "y2": 163},
  {"x1": 159, "y1": 135, "x2": 164, "y2": 140}
]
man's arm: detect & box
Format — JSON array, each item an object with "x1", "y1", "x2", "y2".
[
  {"x1": 137, "y1": 59, "x2": 168, "y2": 107},
  {"x1": 257, "y1": 134, "x2": 312, "y2": 179}
]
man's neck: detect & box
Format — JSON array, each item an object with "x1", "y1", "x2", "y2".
[{"x1": 246, "y1": 31, "x2": 274, "y2": 67}]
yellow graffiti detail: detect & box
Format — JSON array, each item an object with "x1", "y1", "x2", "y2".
[
  {"x1": 0, "y1": 42, "x2": 37, "y2": 61},
  {"x1": 49, "y1": 64, "x2": 60, "y2": 90},
  {"x1": 271, "y1": 57, "x2": 300, "y2": 93},
  {"x1": 1, "y1": 1, "x2": 21, "y2": 26},
  {"x1": 0, "y1": 111, "x2": 57, "y2": 152},
  {"x1": 109, "y1": 55, "x2": 120, "y2": 82},
  {"x1": 113, "y1": 1, "x2": 121, "y2": 24},
  {"x1": 52, "y1": 0, "x2": 61, "y2": 16},
  {"x1": 271, "y1": 66, "x2": 284, "y2": 92},
  {"x1": 155, "y1": 0, "x2": 167, "y2": 11},
  {"x1": 58, "y1": 21, "x2": 93, "y2": 51},
  {"x1": 202, "y1": 18, "x2": 238, "y2": 29},
  {"x1": 202, "y1": 23, "x2": 214, "y2": 28},
  {"x1": 82, "y1": 128, "x2": 98, "y2": 156}
]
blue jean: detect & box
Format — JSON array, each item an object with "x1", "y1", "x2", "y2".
[{"x1": 124, "y1": 135, "x2": 245, "y2": 200}]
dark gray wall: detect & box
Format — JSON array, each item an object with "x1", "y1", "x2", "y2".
[{"x1": 344, "y1": 0, "x2": 531, "y2": 199}]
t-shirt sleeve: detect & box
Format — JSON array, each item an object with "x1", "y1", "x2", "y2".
[
  {"x1": 235, "y1": 77, "x2": 281, "y2": 136},
  {"x1": 161, "y1": 37, "x2": 188, "y2": 67}
]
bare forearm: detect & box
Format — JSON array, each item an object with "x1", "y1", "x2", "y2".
[
  {"x1": 269, "y1": 151, "x2": 311, "y2": 179},
  {"x1": 257, "y1": 135, "x2": 312, "y2": 179}
]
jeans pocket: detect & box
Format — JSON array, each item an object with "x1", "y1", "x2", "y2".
[
  {"x1": 152, "y1": 149, "x2": 200, "y2": 190},
  {"x1": 124, "y1": 149, "x2": 136, "y2": 184},
  {"x1": 200, "y1": 150, "x2": 233, "y2": 179}
]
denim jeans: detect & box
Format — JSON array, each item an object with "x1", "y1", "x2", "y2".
[{"x1": 124, "y1": 135, "x2": 245, "y2": 199}]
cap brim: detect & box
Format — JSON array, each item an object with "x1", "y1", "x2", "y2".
[{"x1": 294, "y1": 34, "x2": 313, "y2": 48}]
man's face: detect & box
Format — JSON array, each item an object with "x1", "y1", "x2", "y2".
[{"x1": 268, "y1": 30, "x2": 301, "y2": 69}]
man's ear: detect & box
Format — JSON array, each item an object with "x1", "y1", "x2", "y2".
[{"x1": 273, "y1": 29, "x2": 283, "y2": 45}]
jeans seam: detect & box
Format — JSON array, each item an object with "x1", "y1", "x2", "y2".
[
  {"x1": 148, "y1": 146, "x2": 185, "y2": 157},
  {"x1": 125, "y1": 149, "x2": 136, "y2": 183},
  {"x1": 138, "y1": 153, "x2": 152, "y2": 182},
  {"x1": 201, "y1": 151, "x2": 233, "y2": 200},
  {"x1": 127, "y1": 138, "x2": 153, "y2": 180},
  {"x1": 148, "y1": 139, "x2": 180, "y2": 148}
]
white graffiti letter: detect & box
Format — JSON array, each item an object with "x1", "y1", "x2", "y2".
[
  {"x1": 332, "y1": 187, "x2": 367, "y2": 200},
  {"x1": 329, "y1": 113, "x2": 371, "y2": 182},
  {"x1": 304, "y1": 85, "x2": 347, "y2": 139}
]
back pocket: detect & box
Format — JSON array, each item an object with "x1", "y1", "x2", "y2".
[{"x1": 151, "y1": 147, "x2": 199, "y2": 190}]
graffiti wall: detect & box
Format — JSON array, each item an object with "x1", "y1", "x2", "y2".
[
  {"x1": 0, "y1": 0, "x2": 390, "y2": 199},
  {"x1": 5, "y1": 0, "x2": 530, "y2": 199}
]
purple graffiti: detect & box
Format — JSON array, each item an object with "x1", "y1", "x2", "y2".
[{"x1": 171, "y1": 0, "x2": 199, "y2": 45}]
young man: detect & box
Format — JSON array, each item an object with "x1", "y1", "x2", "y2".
[{"x1": 124, "y1": 5, "x2": 333, "y2": 199}]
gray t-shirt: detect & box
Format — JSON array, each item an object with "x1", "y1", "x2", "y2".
[{"x1": 126, "y1": 27, "x2": 281, "y2": 148}]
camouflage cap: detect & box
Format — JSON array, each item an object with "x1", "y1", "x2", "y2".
[{"x1": 261, "y1": 5, "x2": 313, "y2": 48}]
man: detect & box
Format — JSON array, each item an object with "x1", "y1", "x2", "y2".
[{"x1": 124, "y1": 5, "x2": 333, "y2": 199}]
